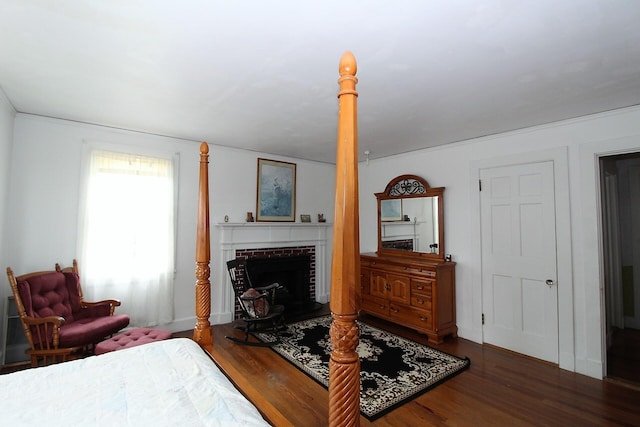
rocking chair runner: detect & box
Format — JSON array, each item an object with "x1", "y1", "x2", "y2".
[{"x1": 226, "y1": 258, "x2": 285, "y2": 346}]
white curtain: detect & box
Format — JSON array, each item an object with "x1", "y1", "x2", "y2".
[{"x1": 79, "y1": 149, "x2": 175, "y2": 327}]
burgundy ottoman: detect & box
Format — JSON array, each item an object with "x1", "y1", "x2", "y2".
[{"x1": 95, "y1": 328, "x2": 172, "y2": 355}]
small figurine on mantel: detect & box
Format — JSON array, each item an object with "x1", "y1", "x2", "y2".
[
  {"x1": 317, "y1": 213, "x2": 326, "y2": 223},
  {"x1": 246, "y1": 212, "x2": 254, "y2": 222}
]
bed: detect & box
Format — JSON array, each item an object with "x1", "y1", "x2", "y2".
[
  {"x1": 0, "y1": 52, "x2": 361, "y2": 427},
  {"x1": 0, "y1": 338, "x2": 269, "y2": 426}
]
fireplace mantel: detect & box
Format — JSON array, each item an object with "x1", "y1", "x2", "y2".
[
  {"x1": 216, "y1": 222, "x2": 332, "y2": 320},
  {"x1": 217, "y1": 222, "x2": 331, "y2": 247}
]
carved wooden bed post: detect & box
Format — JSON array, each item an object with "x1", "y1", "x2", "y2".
[
  {"x1": 329, "y1": 51, "x2": 361, "y2": 427},
  {"x1": 193, "y1": 141, "x2": 213, "y2": 351}
]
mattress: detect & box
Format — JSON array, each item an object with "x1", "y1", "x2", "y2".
[{"x1": 0, "y1": 338, "x2": 270, "y2": 426}]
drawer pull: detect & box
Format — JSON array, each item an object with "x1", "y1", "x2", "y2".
[
  {"x1": 379, "y1": 304, "x2": 386, "y2": 309},
  {"x1": 419, "y1": 316, "x2": 428, "y2": 322},
  {"x1": 416, "y1": 285, "x2": 424, "y2": 290},
  {"x1": 416, "y1": 299, "x2": 424, "y2": 305},
  {"x1": 391, "y1": 307, "x2": 399, "y2": 313}
]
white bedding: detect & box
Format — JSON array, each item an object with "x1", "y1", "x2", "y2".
[{"x1": 0, "y1": 338, "x2": 270, "y2": 426}]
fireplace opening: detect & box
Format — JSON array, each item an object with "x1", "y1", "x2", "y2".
[{"x1": 245, "y1": 255, "x2": 316, "y2": 315}]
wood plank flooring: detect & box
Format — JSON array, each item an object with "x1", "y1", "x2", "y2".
[{"x1": 180, "y1": 309, "x2": 640, "y2": 427}]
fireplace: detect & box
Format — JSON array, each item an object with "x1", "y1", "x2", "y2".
[
  {"x1": 245, "y1": 255, "x2": 312, "y2": 314},
  {"x1": 234, "y1": 246, "x2": 318, "y2": 318},
  {"x1": 218, "y1": 222, "x2": 330, "y2": 323}
]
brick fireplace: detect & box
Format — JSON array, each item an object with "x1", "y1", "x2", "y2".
[
  {"x1": 217, "y1": 222, "x2": 331, "y2": 321},
  {"x1": 236, "y1": 246, "x2": 316, "y2": 316}
]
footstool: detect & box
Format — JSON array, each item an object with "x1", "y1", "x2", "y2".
[{"x1": 95, "y1": 328, "x2": 172, "y2": 355}]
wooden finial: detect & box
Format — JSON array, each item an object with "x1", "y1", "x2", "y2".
[
  {"x1": 339, "y1": 51, "x2": 357, "y2": 77},
  {"x1": 200, "y1": 141, "x2": 209, "y2": 155}
]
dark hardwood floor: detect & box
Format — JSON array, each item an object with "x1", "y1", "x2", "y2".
[
  {"x1": 176, "y1": 307, "x2": 640, "y2": 427},
  {"x1": 4, "y1": 306, "x2": 638, "y2": 425}
]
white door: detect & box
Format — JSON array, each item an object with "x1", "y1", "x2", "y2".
[{"x1": 480, "y1": 161, "x2": 559, "y2": 363}]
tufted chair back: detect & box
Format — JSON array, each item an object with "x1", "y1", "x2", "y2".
[{"x1": 16, "y1": 271, "x2": 78, "y2": 322}]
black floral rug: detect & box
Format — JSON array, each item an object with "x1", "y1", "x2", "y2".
[{"x1": 254, "y1": 315, "x2": 470, "y2": 421}]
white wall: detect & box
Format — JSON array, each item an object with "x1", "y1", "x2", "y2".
[
  {"x1": 0, "y1": 89, "x2": 16, "y2": 361},
  {"x1": 208, "y1": 145, "x2": 336, "y2": 320},
  {"x1": 7, "y1": 114, "x2": 335, "y2": 332},
  {"x1": 359, "y1": 105, "x2": 640, "y2": 379},
  {"x1": 10, "y1": 104, "x2": 640, "y2": 379}
]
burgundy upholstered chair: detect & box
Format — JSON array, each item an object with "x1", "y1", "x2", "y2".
[{"x1": 6, "y1": 259, "x2": 130, "y2": 366}]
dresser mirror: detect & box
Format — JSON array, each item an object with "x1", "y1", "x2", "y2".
[{"x1": 376, "y1": 174, "x2": 445, "y2": 260}]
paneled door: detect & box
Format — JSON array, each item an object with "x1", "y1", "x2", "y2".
[{"x1": 480, "y1": 161, "x2": 559, "y2": 363}]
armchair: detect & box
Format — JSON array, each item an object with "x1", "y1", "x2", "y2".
[{"x1": 6, "y1": 259, "x2": 130, "y2": 366}]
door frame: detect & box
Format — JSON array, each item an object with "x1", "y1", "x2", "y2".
[
  {"x1": 469, "y1": 147, "x2": 575, "y2": 371},
  {"x1": 596, "y1": 149, "x2": 640, "y2": 378}
]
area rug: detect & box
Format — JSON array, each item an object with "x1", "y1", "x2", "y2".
[{"x1": 254, "y1": 315, "x2": 470, "y2": 420}]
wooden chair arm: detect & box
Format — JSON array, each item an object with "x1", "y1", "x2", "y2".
[
  {"x1": 23, "y1": 315, "x2": 65, "y2": 327},
  {"x1": 240, "y1": 293, "x2": 268, "y2": 302},
  {"x1": 254, "y1": 283, "x2": 281, "y2": 304},
  {"x1": 81, "y1": 299, "x2": 121, "y2": 316},
  {"x1": 255, "y1": 283, "x2": 280, "y2": 292},
  {"x1": 82, "y1": 299, "x2": 121, "y2": 307}
]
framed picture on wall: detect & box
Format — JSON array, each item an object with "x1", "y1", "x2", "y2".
[
  {"x1": 380, "y1": 199, "x2": 402, "y2": 221},
  {"x1": 256, "y1": 158, "x2": 296, "y2": 222}
]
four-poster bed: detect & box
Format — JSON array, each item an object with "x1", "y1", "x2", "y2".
[
  {"x1": 194, "y1": 51, "x2": 362, "y2": 426},
  {"x1": 0, "y1": 52, "x2": 361, "y2": 426}
]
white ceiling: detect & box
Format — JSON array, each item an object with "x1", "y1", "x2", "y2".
[{"x1": 1, "y1": 1, "x2": 639, "y2": 164}]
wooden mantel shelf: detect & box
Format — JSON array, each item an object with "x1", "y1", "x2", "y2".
[{"x1": 216, "y1": 222, "x2": 332, "y2": 227}]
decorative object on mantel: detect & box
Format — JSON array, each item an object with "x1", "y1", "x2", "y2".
[
  {"x1": 317, "y1": 213, "x2": 326, "y2": 223},
  {"x1": 255, "y1": 315, "x2": 470, "y2": 421},
  {"x1": 246, "y1": 212, "x2": 254, "y2": 222},
  {"x1": 300, "y1": 214, "x2": 311, "y2": 223},
  {"x1": 256, "y1": 158, "x2": 296, "y2": 222}
]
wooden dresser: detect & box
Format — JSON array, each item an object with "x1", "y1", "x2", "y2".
[{"x1": 360, "y1": 252, "x2": 457, "y2": 344}]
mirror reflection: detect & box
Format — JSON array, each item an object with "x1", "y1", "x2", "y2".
[
  {"x1": 376, "y1": 174, "x2": 445, "y2": 260},
  {"x1": 380, "y1": 197, "x2": 439, "y2": 253}
]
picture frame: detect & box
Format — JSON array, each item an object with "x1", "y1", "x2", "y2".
[
  {"x1": 256, "y1": 158, "x2": 296, "y2": 222},
  {"x1": 380, "y1": 199, "x2": 402, "y2": 221},
  {"x1": 300, "y1": 214, "x2": 311, "y2": 223}
]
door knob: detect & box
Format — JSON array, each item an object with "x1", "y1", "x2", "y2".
[{"x1": 545, "y1": 279, "x2": 554, "y2": 286}]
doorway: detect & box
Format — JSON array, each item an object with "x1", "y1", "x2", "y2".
[{"x1": 600, "y1": 153, "x2": 640, "y2": 385}]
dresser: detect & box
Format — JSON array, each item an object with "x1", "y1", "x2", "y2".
[{"x1": 360, "y1": 252, "x2": 457, "y2": 344}]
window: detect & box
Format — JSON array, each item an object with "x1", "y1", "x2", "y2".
[{"x1": 79, "y1": 149, "x2": 175, "y2": 326}]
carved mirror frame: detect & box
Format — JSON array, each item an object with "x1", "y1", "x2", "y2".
[{"x1": 376, "y1": 174, "x2": 445, "y2": 260}]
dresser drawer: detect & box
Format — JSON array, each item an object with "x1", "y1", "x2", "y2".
[
  {"x1": 411, "y1": 294, "x2": 432, "y2": 311},
  {"x1": 362, "y1": 295, "x2": 389, "y2": 317},
  {"x1": 411, "y1": 280, "x2": 433, "y2": 296},
  {"x1": 389, "y1": 303, "x2": 433, "y2": 329}
]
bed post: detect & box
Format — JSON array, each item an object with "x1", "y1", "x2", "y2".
[
  {"x1": 193, "y1": 141, "x2": 213, "y2": 351},
  {"x1": 329, "y1": 51, "x2": 361, "y2": 427}
]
